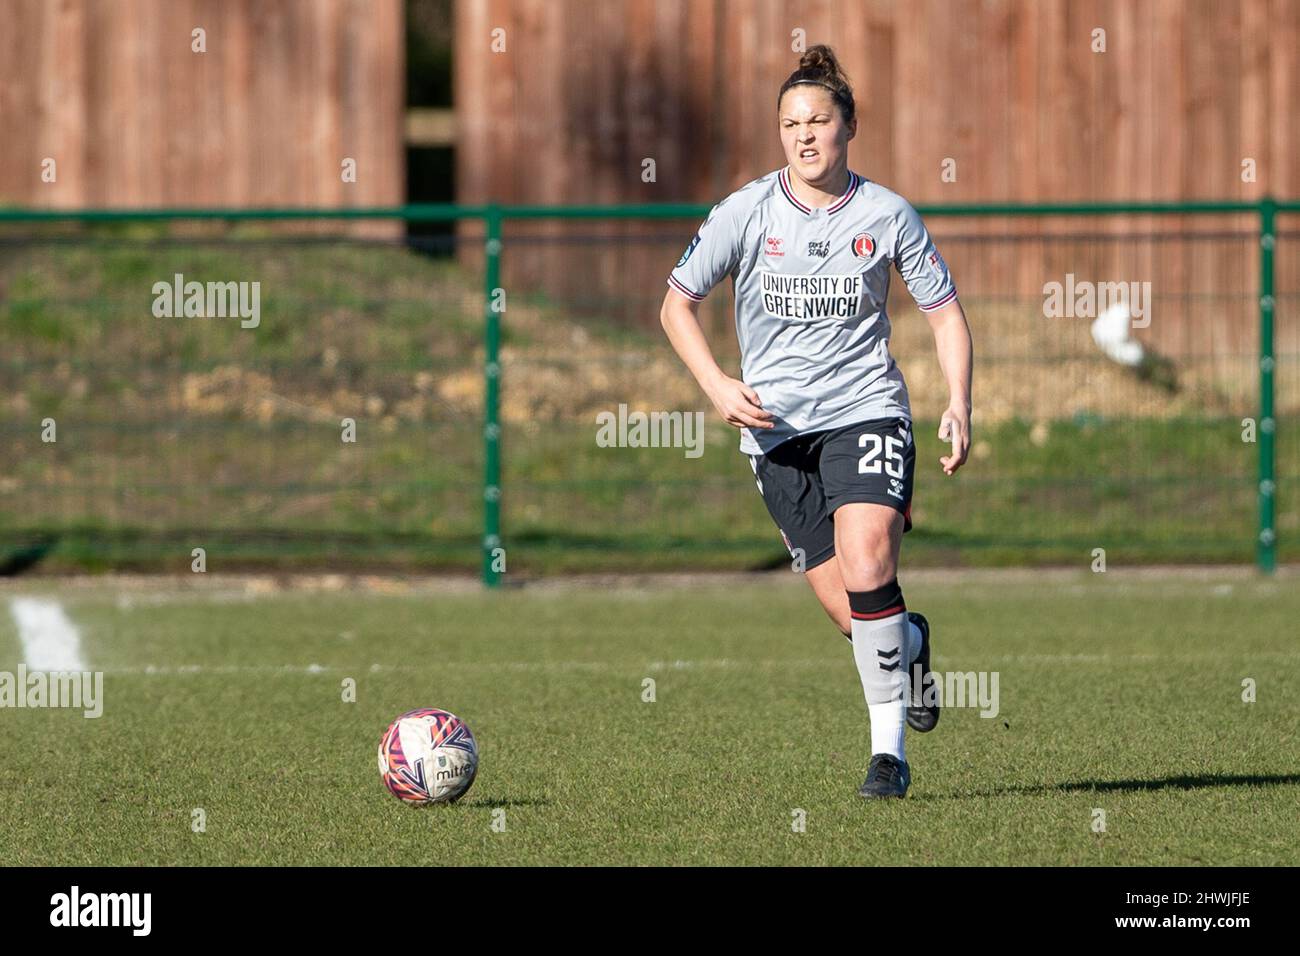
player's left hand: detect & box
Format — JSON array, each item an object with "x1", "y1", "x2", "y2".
[{"x1": 938, "y1": 403, "x2": 970, "y2": 475}]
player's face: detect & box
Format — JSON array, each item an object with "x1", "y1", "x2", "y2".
[{"x1": 778, "y1": 87, "x2": 856, "y2": 188}]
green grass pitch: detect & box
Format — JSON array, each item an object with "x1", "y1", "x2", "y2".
[{"x1": 0, "y1": 571, "x2": 1295, "y2": 866}]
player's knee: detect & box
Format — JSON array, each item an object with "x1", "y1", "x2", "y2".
[{"x1": 838, "y1": 549, "x2": 897, "y2": 592}]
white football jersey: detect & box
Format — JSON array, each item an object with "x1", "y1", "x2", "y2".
[{"x1": 668, "y1": 167, "x2": 956, "y2": 454}]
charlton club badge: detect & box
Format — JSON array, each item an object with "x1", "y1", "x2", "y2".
[{"x1": 851, "y1": 232, "x2": 875, "y2": 258}]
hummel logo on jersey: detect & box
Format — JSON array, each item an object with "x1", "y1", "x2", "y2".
[
  {"x1": 888, "y1": 477, "x2": 905, "y2": 500},
  {"x1": 764, "y1": 236, "x2": 785, "y2": 257},
  {"x1": 807, "y1": 239, "x2": 830, "y2": 258}
]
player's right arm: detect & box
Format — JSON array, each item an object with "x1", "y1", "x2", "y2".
[
  {"x1": 660, "y1": 197, "x2": 774, "y2": 431},
  {"x1": 660, "y1": 289, "x2": 773, "y2": 431}
]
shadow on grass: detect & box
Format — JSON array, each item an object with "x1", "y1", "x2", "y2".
[
  {"x1": 917, "y1": 772, "x2": 1300, "y2": 801},
  {"x1": 0, "y1": 534, "x2": 59, "y2": 575}
]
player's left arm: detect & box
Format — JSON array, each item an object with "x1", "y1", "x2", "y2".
[
  {"x1": 923, "y1": 297, "x2": 972, "y2": 476},
  {"x1": 891, "y1": 198, "x2": 972, "y2": 475}
]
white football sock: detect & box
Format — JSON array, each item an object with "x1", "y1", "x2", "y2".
[
  {"x1": 851, "y1": 610, "x2": 909, "y2": 760},
  {"x1": 867, "y1": 700, "x2": 906, "y2": 759}
]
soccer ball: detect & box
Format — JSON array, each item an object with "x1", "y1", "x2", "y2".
[{"x1": 378, "y1": 708, "x2": 478, "y2": 804}]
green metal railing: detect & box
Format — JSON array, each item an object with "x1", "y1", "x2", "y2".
[
  {"x1": 457, "y1": 198, "x2": 1294, "y2": 584},
  {"x1": 2, "y1": 198, "x2": 1295, "y2": 583},
  {"x1": 482, "y1": 206, "x2": 503, "y2": 583},
  {"x1": 1258, "y1": 199, "x2": 1278, "y2": 572}
]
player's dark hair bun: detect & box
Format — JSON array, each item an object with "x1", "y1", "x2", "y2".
[
  {"x1": 798, "y1": 45, "x2": 843, "y2": 78},
  {"x1": 779, "y1": 44, "x2": 855, "y2": 123}
]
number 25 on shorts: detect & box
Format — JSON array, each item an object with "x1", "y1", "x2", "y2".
[{"x1": 858, "y1": 433, "x2": 904, "y2": 477}]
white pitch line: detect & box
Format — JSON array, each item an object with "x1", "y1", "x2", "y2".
[
  {"x1": 9, "y1": 597, "x2": 88, "y2": 671},
  {"x1": 88, "y1": 651, "x2": 1300, "y2": 678}
]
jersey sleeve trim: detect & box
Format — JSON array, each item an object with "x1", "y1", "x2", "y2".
[
  {"x1": 917, "y1": 288, "x2": 958, "y2": 312},
  {"x1": 667, "y1": 275, "x2": 706, "y2": 301}
]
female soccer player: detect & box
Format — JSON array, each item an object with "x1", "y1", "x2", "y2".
[{"x1": 660, "y1": 45, "x2": 972, "y2": 799}]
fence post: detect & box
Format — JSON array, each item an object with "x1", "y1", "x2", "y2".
[
  {"x1": 1257, "y1": 198, "x2": 1276, "y2": 573},
  {"x1": 482, "y1": 205, "x2": 503, "y2": 587}
]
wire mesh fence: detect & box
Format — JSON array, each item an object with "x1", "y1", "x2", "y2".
[
  {"x1": 0, "y1": 205, "x2": 1294, "y2": 577},
  {"x1": 0, "y1": 223, "x2": 480, "y2": 571},
  {"x1": 495, "y1": 214, "x2": 1297, "y2": 575}
]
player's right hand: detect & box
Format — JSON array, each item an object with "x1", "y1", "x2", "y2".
[{"x1": 704, "y1": 374, "x2": 775, "y2": 430}]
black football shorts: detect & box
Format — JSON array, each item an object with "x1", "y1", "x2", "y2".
[{"x1": 748, "y1": 417, "x2": 916, "y2": 570}]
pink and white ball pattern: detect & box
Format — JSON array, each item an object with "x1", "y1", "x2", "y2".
[{"x1": 378, "y1": 708, "x2": 478, "y2": 804}]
